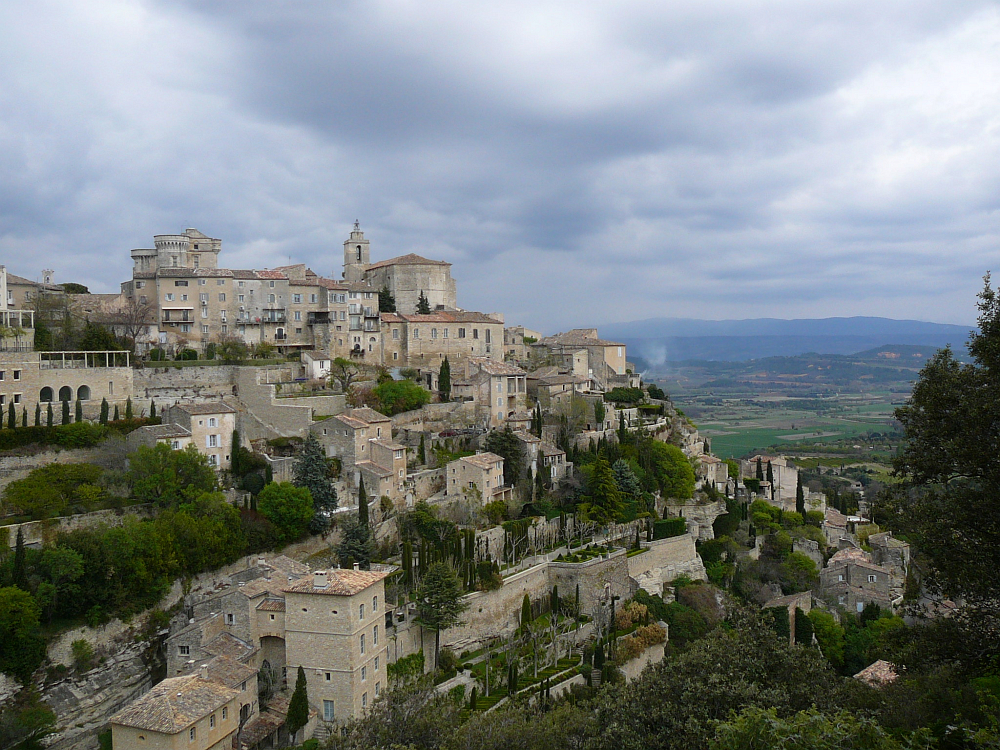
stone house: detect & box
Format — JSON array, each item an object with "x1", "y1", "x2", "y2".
[
  {"x1": 126, "y1": 422, "x2": 195, "y2": 454},
  {"x1": 762, "y1": 591, "x2": 812, "y2": 646},
  {"x1": 379, "y1": 311, "x2": 504, "y2": 370},
  {"x1": 819, "y1": 547, "x2": 893, "y2": 613},
  {"x1": 740, "y1": 455, "x2": 799, "y2": 510},
  {"x1": 1, "y1": 266, "x2": 62, "y2": 309},
  {"x1": 310, "y1": 407, "x2": 407, "y2": 505},
  {"x1": 446, "y1": 452, "x2": 511, "y2": 504},
  {"x1": 868, "y1": 531, "x2": 910, "y2": 600},
  {"x1": 110, "y1": 671, "x2": 242, "y2": 750},
  {"x1": 699, "y1": 455, "x2": 730, "y2": 491},
  {"x1": 161, "y1": 402, "x2": 237, "y2": 470},
  {"x1": 539, "y1": 443, "x2": 571, "y2": 485},
  {"x1": 452, "y1": 357, "x2": 527, "y2": 428},
  {"x1": 503, "y1": 325, "x2": 542, "y2": 363},
  {"x1": 283, "y1": 567, "x2": 391, "y2": 726},
  {"x1": 530, "y1": 329, "x2": 629, "y2": 391}
]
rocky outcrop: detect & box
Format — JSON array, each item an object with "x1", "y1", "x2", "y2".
[{"x1": 42, "y1": 633, "x2": 166, "y2": 750}]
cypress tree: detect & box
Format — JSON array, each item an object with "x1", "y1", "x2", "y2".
[
  {"x1": 6, "y1": 401, "x2": 14, "y2": 429},
  {"x1": 99, "y1": 398, "x2": 109, "y2": 425},
  {"x1": 550, "y1": 585, "x2": 559, "y2": 616},
  {"x1": 21, "y1": 407, "x2": 26, "y2": 427},
  {"x1": 521, "y1": 593, "x2": 532, "y2": 630},
  {"x1": 469, "y1": 686, "x2": 477, "y2": 710},
  {"x1": 756, "y1": 457, "x2": 764, "y2": 480},
  {"x1": 75, "y1": 398, "x2": 83, "y2": 423},
  {"x1": 402, "y1": 540, "x2": 413, "y2": 587},
  {"x1": 113, "y1": 404, "x2": 120, "y2": 421},
  {"x1": 47, "y1": 403, "x2": 53, "y2": 427},
  {"x1": 766, "y1": 460, "x2": 774, "y2": 486},
  {"x1": 286, "y1": 666, "x2": 309, "y2": 744},
  {"x1": 439, "y1": 357, "x2": 451, "y2": 402},
  {"x1": 358, "y1": 477, "x2": 369, "y2": 528},
  {"x1": 34, "y1": 402, "x2": 41, "y2": 426},
  {"x1": 12, "y1": 527, "x2": 27, "y2": 590},
  {"x1": 796, "y1": 474, "x2": 805, "y2": 516},
  {"x1": 124, "y1": 397, "x2": 133, "y2": 420},
  {"x1": 418, "y1": 434, "x2": 426, "y2": 465},
  {"x1": 62, "y1": 399, "x2": 70, "y2": 425},
  {"x1": 149, "y1": 400, "x2": 156, "y2": 418}
]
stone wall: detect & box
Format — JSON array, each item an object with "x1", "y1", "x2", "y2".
[
  {"x1": 629, "y1": 533, "x2": 707, "y2": 596},
  {"x1": 548, "y1": 549, "x2": 632, "y2": 613},
  {"x1": 1, "y1": 504, "x2": 155, "y2": 549},
  {"x1": 391, "y1": 401, "x2": 478, "y2": 431},
  {"x1": 133, "y1": 365, "x2": 238, "y2": 403},
  {"x1": 660, "y1": 499, "x2": 726, "y2": 541},
  {"x1": 618, "y1": 641, "x2": 666, "y2": 682}
]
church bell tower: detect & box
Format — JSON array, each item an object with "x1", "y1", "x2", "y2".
[{"x1": 343, "y1": 221, "x2": 370, "y2": 283}]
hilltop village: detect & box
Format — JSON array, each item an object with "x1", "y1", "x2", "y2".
[{"x1": 0, "y1": 226, "x2": 953, "y2": 750}]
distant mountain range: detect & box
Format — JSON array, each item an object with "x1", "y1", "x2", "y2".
[{"x1": 595, "y1": 316, "x2": 974, "y2": 367}]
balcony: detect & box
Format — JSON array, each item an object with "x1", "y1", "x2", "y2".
[
  {"x1": 261, "y1": 309, "x2": 286, "y2": 323},
  {"x1": 307, "y1": 312, "x2": 330, "y2": 325},
  {"x1": 162, "y1": 309, "x2": 193, "y2": 323}
]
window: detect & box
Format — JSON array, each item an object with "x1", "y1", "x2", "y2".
[
  {"x1": 208, "y1": 417, "x2": 217, "y2": 427},
  {"x1": 201, "y1": 308, "x2": 209, "y2": 319},
  {"x1": 238, "y1": 281, "x2": 245, "y2": 288},
  {"x1": 199, "y1": 279, "x2": 206, "y2": 286},
  {"x1": 294, "y1": 311, "x2": 301, "y2": 321},
  {"x1": 392, "y1": 329, "x2": 399, "y2": 340},
  {"x1": 218, "y1": 279, "x2": 225, "y2": 286},
  {"x1": 269, "y1": 281, "x2": 275, "y2": 288},
  {"x1": 374, "y1": 656, "x2": 379, "y2": 671},
  {"x1": 311, "y1": 294, "x2": 317, "y2": 303},
  {"x1": 210, "y1": 714, "x2": 215, "y2": 729},
  {"x1": 201, "y1": 324, "x2": 209, "y2": 333},
  {"x1": 868, "y1": 574, "x2": 877, "y2": 583},
  {"x1": 373, "y1": 624, "x2": 378, "y2": 645},
  {"x1": 362, "y1": 692, "x2": 367, "y2": 709},
  {"x1": 268, "y1": 294, "x2": 275, "y2": 303},
  {"x1": 431, "y1": 328, "x2": 437, "y2": 339},
  {"x1": 219, "y1": 293, "x2": 226, "y2": 302},
  {"x1": 175, "y1": 280, "x2": 188, "y2": 287},
  {"x1": 181, "y1": 294, "x2": 188, "y2": 301},
  {"x1": 372, "y1": 595, "x2": 378, "y2": 612},
  {"x1": 323, "y1": 700, "x2": 335, "y2": 721},
  {"x1": 360, "y1": 634, "x2": 365, "y2": 654},
  {"x1": 165, "y1": 293, "x2": 175, "y2": 301},
  {"x1": 238, "y1": 294, "x2": 245, "y2": 302},
  {"x1": 181, "y1": 324, "x2": 191, "y2": 333},
  {"x1": 226, "y1": 613, "x2": 234, "y2": 625},
  {"x1": 208, "y1": 454, "x2": 218, "y2": 467},
  {"x1": 222, "y1": 707, "x2": 227, "y2": 720},
  {"x1": 473, "y1": 329, "x2": 479, "y2": 339},
  {"x1": 458, "y1": 328, "x2": 466, "y2": 338},
  {"x1": 375, "y1": 681, "x2": 380, "y2": 697},
  {"x1": 0, "y1": 371, "x2": 3, "y2": 381},
  {"x1": 189, "y1": 728, "x2": 195, "y2": 742},
  {"x1": 13, "y1": 394, "x2": 20, "y2": 405},
  {"x1": 293, "y1": 294, "x2": 302, "y2": 303},
  {"x1": 200, "y1": 293, "x2": 209, "y2": 302},
  {"x1": 413, "y1": 328, "x2": 419, "y2": 339},
  {"x1": 13, "y1": 370, "x2": 19, "y2": 381},
  {"x1": 361, "y1": 665, "x2": 366, "y2": 681},
  {"x1": 270, "y1": 614, "x2": 275, "y2": 620},
  {"x1": 360, "y1": 603, "x2": 365, "y2": 619},
  {"x1": 136, "y1": 281, "x2": 144, "y2": 289},
  {"x1": 442, "y1": 328, "x2": 448, "y2": 338},
  {"x1": 241, "y1": 681, "x2": 247, "y2": 691},
  {"x1": 208, "y1": 434, "x2": 219, "y2": 448},
  {"x1": 325, "y1": 672, "x2": 331, "y2": 681},
  {"x1": 192, "y1": 255, "x2": 200, "y2": 268},
  {"x1": 179, "y1": 645, "x2": 190, "y2": 655}
]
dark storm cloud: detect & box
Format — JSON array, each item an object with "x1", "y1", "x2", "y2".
[{"x1": 1, "y1": 0, "x2": 998, "y2": 328}]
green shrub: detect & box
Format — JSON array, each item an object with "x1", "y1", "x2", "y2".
[
  {"x1": 71, "y1": 639, "x2": 95, "y2": 671},
  {"x1": 149, "y1": 348, "x2": 165, "y2": 361},
  {"x1": 652, "y1": 517, "x2": 687, "y2": 540},
  {"x1": 604, "y1": 387, "x2": 644, "y2": 404}
]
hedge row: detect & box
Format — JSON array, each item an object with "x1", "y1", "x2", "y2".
[
  {"x1": 652, "y1": 517, "x2": 687, "y2": 540},
  {"x1": 0, "y1": 417, "x2": 161, "y2": 451}
]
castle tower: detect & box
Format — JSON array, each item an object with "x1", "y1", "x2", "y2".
[{"x1": 343, "y1": 221, "x2": 370, "y2": 283}]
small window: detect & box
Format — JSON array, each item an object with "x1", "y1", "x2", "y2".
[
  {"x1": 210, "y1": 714, "x2": 216, "y2": 729},
  {"x1": 375, "y1": 681, "x2": 380, "y2": 697},
  {"x1": 325, "y1": 671, "x2": 331, "y2": 681},
  {"x1": 226, "y1": 613, "x2": 234, "y2": 625},
  {"x1": 241, "y1": 681, "x2": 246, "y2": 691},
  {"x1": 222, "y1": 707, "x2": 227, "y2": 720},
  {"x1": 179, "y1": 645, "x2": 190, "y2": 655},
  {"x1": 360, "y1": 603, "x2": 365, "y2": 619},
  {"x1": 270, "y1": 614, "x2": 275, "y2": 620},
  {"x1": 374, "y1": 656, "x2": 379, "y2": 671},
  {"x1": 189, "y1": 728, "x2": 196, "y2": 742},
  {"x1": 361, "y1": 665, "x2": 366, "y2": 681},
  {"x1": 323, "y1": 700, "x2": 335, "y2": 721},
  {"x1": 362, "y1": 692, "x2": 368, "y2": 709},
  {"x1": 360, "y1": 633, "x2": 365, "y2": 654},
  {"x1": 373, "y1": 625, "x2": 378, "y2": 646},
  {"x1": 868, "y1": 574, "x2": 877, "y2": 583},
  {"x1": 372, "y1": 595, "x2": 378, "y2": 612},
  {"x1": 219, "y1": 293, "x2": 226, "y2": 302},
  {"x1": 12, "y1": 370, "x2": 20, "y2": 381}
]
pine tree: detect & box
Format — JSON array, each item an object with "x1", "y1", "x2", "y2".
[
  {"x1": 415, "y1": 562, "x2": 468, "y2": 669},
  {"x1": 358, "y1": 477, "x2": 369, "y2": 528},
  {"x1": 12, "y1": 527, "x2": 27, "y2": 590},
  {"x1": 34, "y1": 402, "x2": 40, "y2": 426},
  {"x1": 61, "y1": 399, "x2": 70, "y2": 425},
  {"x1": 99, "y1": 398, "x2": 109, "y2": 425},
  {"x1": 6, "y1": 401, "x2": 14, "y2": 429},
  {"x1": 293, "y1": 432, "x2": 338, "y2": 533},
  {"x1": 416, "y1": 290, "x2": 431, "y2": 314},
  {"x1": 286, "y1": 666, "x2": 309, "y2": 744},
  {"x1": 378, "y1": 285, "x2": 396, "y2": 313},
  {"x1": 796, "y1": 474, "x2": 805, "y2": 516},
  {"x1": 112, "y1": 404, "x2": 120, "y2": 421},
  {"x1": 75, "y1": 398, "x2": 83, "y2": 423},
  {"x1": 586, "y1": 454, "x2": 624, "y2": 525},
  {"x1": 124, "y1": 397, "x2": 133, "y2": 420},
  {"x1": 47, "y1": 403, "x2": 53, "y2": 427},
  {"x1": 149, "y1": 400, "x2": 156, "y2": 419},
  {"x1": 439, "y1": 357, "x2": 451, "y2": 402}
]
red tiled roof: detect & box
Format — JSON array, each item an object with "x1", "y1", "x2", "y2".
[{"x1": 366, "y1": 253, "x2": 450, "y2": 270}]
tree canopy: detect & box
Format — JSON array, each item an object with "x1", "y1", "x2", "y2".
[
  {"x1": 293, "y1": 433, "x2": 337, "y2": 532},
  {"x1": 128, "y1": 443, "x2": 217, "y2": 507},
  {"x1": 258, "y1": 482, "x2": 314, "y2": 543}
]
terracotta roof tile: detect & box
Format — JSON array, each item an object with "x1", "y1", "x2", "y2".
[
  {"x1": 366, "y1": 253, "x2": 451, "y2": 270},
  {"x1": 110, "y1": 674, "x2": 236, "y2": 734},
  {"x1": 283, "y1": 568, "x2": 389, "y2": 596}
]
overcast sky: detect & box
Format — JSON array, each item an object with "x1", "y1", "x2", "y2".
[{"x1": 2, "y1": 1, "x2": 999, "y2": 331}]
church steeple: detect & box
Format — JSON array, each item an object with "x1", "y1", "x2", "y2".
[{"x1": 343, "y1": 220, "x2": 370, "y2": 282}]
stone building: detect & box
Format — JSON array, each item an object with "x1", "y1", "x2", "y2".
[
  {"x1": 161, "y1": 402, "x2": 238, "y2": 470},
  {"x1": 446, "y1": 452, "x2": 511, "y2": 504},
  {"x1": 310, "y1": 407, "x2": 408, "y2": 505},
  {"x1": 283, "y1": 567, "x2": 391, "y2": 726},
  {"x1": 110, "y1": 672, "x2": 242, "y2": 750},
  {"x1": 740, "y1": 455, "x2": 799, "y2": 510},
  {"x1": 453, "y1": 357, "x2": 527, "y2": 428},
  {"x1": 819, "y1": 547, "x2": 893, "y2": 613},
  {"x1": 379, "y1": 311, "x2": 504, "y2": 370},
  {"x1": 503, "y1": 325, "x2": 542, "y2": 363},
  {"x1": 530, "y1": 328, "x2": 630, "y2": 391},
  {"x1": 126, "y1": 422, "x2": 195, "y2": 454}
]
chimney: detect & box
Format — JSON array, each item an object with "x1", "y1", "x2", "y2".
[
  {"x1": 313, "y1": 570, "x2": 329, "y2": 589},
  {"x1": 199, "y1": 664, "x2": 209, "y2": 680},
  {"x1": 353, "y1": 562, "x2": 360, "y2": 571},
  {"x1": 257, "y1": 557, "x2": 266, "y2": 567}
]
